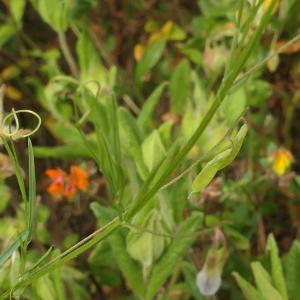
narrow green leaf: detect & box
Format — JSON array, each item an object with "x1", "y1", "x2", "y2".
[
  {"x1": 27, "y1": 138, "x2": 36, "y2": 243},
  {"x1": 142, "y1": 130, "x2": 166, "y2": 171},
  {"x1": 10, "y1": 251, "x2": 20, "y2": 287},
  {"x1": 33, "y1": 144, "x2": 91, "y2": 159},
  {"x1": 284, "y1": 240, "x2": 300, "y2": 300},
  {"x1": 233, "y1": 272, "x2": 263, "y2": 300},
  {"x1": 51, "y1": 250, "x2": 66, "y2": 300},
  {"x1": 3, "y1": 140, "x2": 27, "y2": 204},
  {"x1": 90, "y1": 202, "x2": 117, "y2": 225},
  {"x1": 266, "y1": 234, "x2": 288, "y2": 300},
  {"x1": 251, "y1": 262, "x2": 284, "y2": 300},
  {"x1": 87, "y1": 94, "x2": 118, "y2": 193},
  {"x1": 225, "y1": 226, "x2": 250, "y2": 250},
  {"x1": 146, "y1": 213, "x2": 202, "y2": 300},
  {"x1": 109, "y1": 232, "x2": 146, "y2": 298},
  {"x1": 221, "y1": 87, "x2": 246, "y2": 124},
  {"x1": 0, "y1": 23, "x2": 15, "y2": 47},
  {"x1": 0, "y1": 184, "x2": 10, "y2": 213},
  {"x1": 0, "y1": 139, "x2": 38, "y2": 276},
  {"x1": 76, "y1": 31, "x2": 107, "y2": 86},
  {"x1": 110, "y1": 94, "x2": 122, "y2": 169},
  {"x1": 108, "y1": 65, "x2": 117, "y2": 89},
  {"x1": 118, "y1": 107, "x2": 148, "y2": 178},
  {"x1": 170, "y1": 59, "x2": 190, "y2": 113},
  {"x1": 181, "y1": 48, "x2": 202, "y2": 65},
  {"x1": 31, "y1": 0, "x2": 71, "y2": 32},
  {"x1": 127, "y1": 141, "x2": 180, "y2": 219},
  {"x1": 26, "y1": 247, "x2": 53, "y2": 273},
  {"x1": 47, "y1": 120, "x2": 86, "y2": 145},
  {"x1": 33, "y1": 274, "x2": 56, "y2": 300},
  {"x1": 158, "y1": 121, "x2": 173, "y2": 147},
  {"x1": 10, "y1": 0, "x2": 26, "y2": 25},
  {"x1": 0, "y1": 230, "x2": 28, "y2": 268},
  {"x1": 138, "y1": 82, "x2": 168, "y2": 130},
  {"x1": 135, "y1": 40, "x2": 165, "y2": 83}
]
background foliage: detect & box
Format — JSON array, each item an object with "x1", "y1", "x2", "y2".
[{"x1": 0, "y1": 0, "x2": 300, "y2": 299}]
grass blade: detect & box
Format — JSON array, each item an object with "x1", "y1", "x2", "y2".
[
  {"x1": 0, "y1": 230, "x2": 28, "y2": 268},
  {"x1": 26, "y1": 138, "x2": 36, "y2": 244}
]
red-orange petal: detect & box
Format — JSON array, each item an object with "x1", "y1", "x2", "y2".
[
  {"x1": 63, "y1": 182, "x2": 77, "y2": 200},
  {"x1": 47, "y1": 182, "x2": 65, "y2": 196},
  {"x1": 70, "y1": 165, "x2": 89, "y2": 191},
  {"x1": 45, "y1": 168, "x2": 67, "y2": 180}
]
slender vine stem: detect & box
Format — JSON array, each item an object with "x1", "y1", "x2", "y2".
[
  {"x1": 58, "y1": 32, "x2": 79, "y2": 78},
  {"x1": 231, "y1": 33, "x2": 300, "y2": 91}
]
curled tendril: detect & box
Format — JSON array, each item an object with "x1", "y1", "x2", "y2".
[
  {"x1": 76, "y1": 80, "x2": 112, "y2": 125},
  {"x1": 2, "y1": 108, "x2": 20, "y2": 137},
  {"x1": 49, "y1": 77, "x2": 115, "y2": 128},
  {"x1": 79, "y1": 79, "x2": 115, "y2": 99},
  {"x1": 2, "y1": 109, "x2": 41, "y2": 139}
]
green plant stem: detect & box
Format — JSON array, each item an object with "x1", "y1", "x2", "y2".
[
  {"x1": 89, "y1": 27, "x2": 113, "y2": 67},
  {"x1": 126, "y1": 68, "x2": 246, "y2": 220},
  {"x1": 58, "y1": 32, "x2": 79, "y2": 79},
  {"x1": 231, "y1": 33, "x2": 300, "y2": 91},
  {"x1": 2, "y1": 139, "x2": 27, "y2": 205},
  {"x1": 0, "y1": 217, "x2": 122, "y2": 298},
  {"x1": 126, "y1": 0, "x2": 277, "y2": 221},
  {"x1": 167, "y1": 260, "x2": 182, "y2": 290}
]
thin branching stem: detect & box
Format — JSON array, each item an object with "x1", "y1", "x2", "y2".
[{"x1": 58, "y1": 32, "x2": 79, "y2": 79}]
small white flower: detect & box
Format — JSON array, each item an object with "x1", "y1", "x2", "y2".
[
  {"x1": 196, "y1": 247, "x2": 228, "y2": 297},
  {"x1": 196, "y1": 266, "x2": 221, "y2": 296}
]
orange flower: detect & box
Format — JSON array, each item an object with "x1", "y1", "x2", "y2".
[
  {"x1": 45, "y1": 166, "x2": 89, "y2": 201},
  {"x1": 64, "y1": 181, "x2": 77, "y2": 199},
  {"x1": 45, "y1": 169, "x2": 67, "y2": 198},
  {"x1": 70, "y1": 165, "x2": 89, "y2": 191}
]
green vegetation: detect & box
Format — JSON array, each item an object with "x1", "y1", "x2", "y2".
[{"x1": 0, "y1": 0, "x2": 300, "y2": 299}]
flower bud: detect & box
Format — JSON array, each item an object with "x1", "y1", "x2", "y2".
[{"x1": 196, "y1": 231, "x2": 228, "y2": 297}]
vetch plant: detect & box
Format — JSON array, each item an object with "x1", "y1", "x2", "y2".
[
  {"x1": 1, "y1": 0, "x2": 300, "y2": 299},
  {"x1": 0, "y1": 84, "x2": 41, "y2": 284}
]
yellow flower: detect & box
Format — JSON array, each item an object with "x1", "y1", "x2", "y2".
[
  {"x1": 269, "y1": 147, "x2": 293, "y2": 176},
  {"x1": 133, "y1": 44, "x2": 146, "y2": 61}
]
